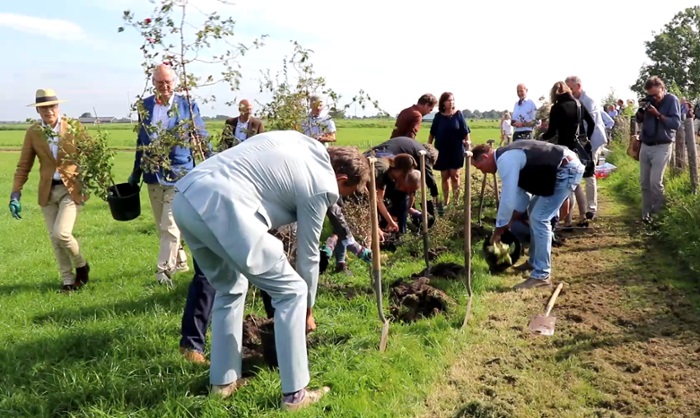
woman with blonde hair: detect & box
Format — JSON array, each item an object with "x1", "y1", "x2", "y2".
[
  {"x1": 540, "y1": 81, "x2": 595, "y2": 229},
  {"x1": 500, "y1": 111, "x2": 513, "y2": 146}
]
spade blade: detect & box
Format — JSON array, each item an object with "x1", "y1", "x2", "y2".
[{"x1": 528, "y1": 314, "x2": 557, "y2": 336}]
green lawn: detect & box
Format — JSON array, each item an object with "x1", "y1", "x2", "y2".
[
  {"x1": 0, "y1": 118, "x2": 500, "y2": 149},
  {"x1": 0, "y1": 124, "x2": 501, "y2": 417}
]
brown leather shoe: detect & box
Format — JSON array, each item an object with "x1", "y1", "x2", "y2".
[
  {"x1": 210, "y1": 379, "x2": 249, "y2": 399},
  {"x1": 513, "y1": 277, "x2": 553, "y2": 290},
  {"x1": 179, "y1": 347, "x2": 208, "y2": 365},
  {"x1": 75, "y1": 262, "x2": 90, "y2": 288},
  {"x1": 281, "y1": 387, "x2": 331, "y2": 411}
]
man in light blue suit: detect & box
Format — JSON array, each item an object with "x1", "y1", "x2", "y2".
[
  {"x1": 128, "y1": 63, "x2": 212, "y2": 286},
  {"x1": 172, "y1": 131, "x2": 369, "y2": 411}
]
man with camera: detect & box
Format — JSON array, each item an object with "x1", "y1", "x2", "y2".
[{"x1": 635, "y1": 76, "x2": 682, "y2": 223}]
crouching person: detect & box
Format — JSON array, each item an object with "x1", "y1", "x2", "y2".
[
  {"x1": 471, "y1": 140, "x2": 584, "y2": 289},
  {"x1": 321, "y1": 201, "x2": 372, "y2": 275},
  {"x1": 172, "y1": 131, "x2": 369, "y2": 411}
]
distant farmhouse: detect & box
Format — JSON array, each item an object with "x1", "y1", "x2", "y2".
[{"x1": 78, "y1": 116, "x2": 132, "y2": 124}]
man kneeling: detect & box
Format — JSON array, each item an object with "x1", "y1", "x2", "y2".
[
  {"x1": 471, "y1": 140, "x2": 584, "y2": 289},
  {"x1": 172, "y1": 131, "x2": 369, "y2": 410}
]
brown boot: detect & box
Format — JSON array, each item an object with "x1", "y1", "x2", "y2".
[
  {"x1": 513, "y1": 277, "x2": 553, "y2": 290},
  {"x1": 179, "y1": 347, "x2": 208, "y2": 365},
  {"x1": 281, "y1": 387, "x2": 331, "y2": 411},
  {"x1": 335, "y1": 262, "x2": 352, "y2": 276}
]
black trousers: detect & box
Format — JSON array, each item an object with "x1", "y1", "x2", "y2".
[{"x1": 180, "y1": 258, "x2": 274, "y2": 353}]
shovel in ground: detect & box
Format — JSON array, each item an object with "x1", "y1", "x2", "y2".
[
  {"x1": 368, "y1": 157, "x2": 390, "y2": 352},
  {"x1": 462, "y1": 148, "x2": 474, "y2": 328},
  {"x1": 418, "y1": 150, "x2": 431, "y2": 275},
  {"x1": 528, "y1": 283, "x2": 564, "y2": 336}
]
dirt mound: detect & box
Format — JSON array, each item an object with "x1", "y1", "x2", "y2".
[
  {"x1": 429, "y1": 262, "x2": 465, "y2": 279},
  {"x1": 242, "y1": 315, "x2": 276, "y2": 368},
  {"x1": 389, "y1": 277, "x2": 452, "y2": 322},
  {"x1": 380, "y1": 233, "x2": 401, "y2": 251}
]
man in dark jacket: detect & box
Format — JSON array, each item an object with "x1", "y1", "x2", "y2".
[
  {"x1": 471, "y1": 140, "x2": 585, "y2": 290},
  {"x1": 368, "y1": 136, "x2": 439, "y2": 221}
]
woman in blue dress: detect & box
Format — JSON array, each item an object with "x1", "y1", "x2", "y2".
[{"x1": 428, "y1": 92, "x2": 471, "y2": 208}]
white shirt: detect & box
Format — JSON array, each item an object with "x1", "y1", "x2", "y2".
[
  {"x1": 235, "y1": 120, "x2": 250, "y2": 142},
  {"x1": 301, "y1": 114, "x2": 336, "y2": 148},
  {"x1": 151, "y1": 94, "x2": 175, "y2": 139},
  {"x1": 512, "y1": 99, "x2": 538, "y2": 132},
  {"x1": 501, "y1": 119, "x2": 514, "y2": 135},
  {"x1": 42, "y1": 117, "x2": 62, "y2": 180}
]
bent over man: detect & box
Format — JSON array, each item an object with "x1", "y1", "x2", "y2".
[
  {"x1": 10, "y1": 88, "x2": 90, "y2": 292},
  {"x1": 471, "y1": 140, "x2": 584, "y2": 289},
  {"x1": 172, "y1": 130, "x2": 369, "y2": 411}
]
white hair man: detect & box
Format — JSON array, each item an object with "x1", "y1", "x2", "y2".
[
  {"x1": 565, "y1": 75, "x2": 608, "y2": 221},
  {"x1": 128, "y1": 63, "x2": 212, "y2": 286}
]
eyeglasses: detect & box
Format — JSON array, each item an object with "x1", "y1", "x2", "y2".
[
  {"x1": 37, "y1": 105, "x2": 58, "y2": 112},
  {"x1": 154, "y1": 79, "x2": 175, "y2": 87}
]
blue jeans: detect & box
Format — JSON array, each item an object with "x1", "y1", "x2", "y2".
[
  {"x1": 527, "y1": 161, "x2": 585, "y2": 279},
  {"x1": 334, "y1": 241, "x2": 347, "y2": 264}
]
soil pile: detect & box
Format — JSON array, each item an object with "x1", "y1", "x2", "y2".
[{"x1": 389, "y1": 277, "x2": 452, "y2": 322}]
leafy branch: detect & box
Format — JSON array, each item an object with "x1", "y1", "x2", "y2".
[{"x1": 119, "y1": 0, "x2": 266, "y2": 180}]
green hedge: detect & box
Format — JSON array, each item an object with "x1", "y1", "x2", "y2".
[{"x1": 605, "y1": 140, "x2": 700, "y2": 272}]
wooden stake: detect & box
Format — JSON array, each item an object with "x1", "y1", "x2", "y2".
[{"x1": 462, "y1": 148, "x2": 474, "y2": 328}]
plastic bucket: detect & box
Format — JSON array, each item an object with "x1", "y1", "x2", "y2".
[{"x1": 106, "y1": 183, "x2": 141, "y2": 222}]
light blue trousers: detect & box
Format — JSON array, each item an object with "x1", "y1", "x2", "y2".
[
  {"x1": 527, "y1": 162, "x2": 585, "y2": 279},
  {"x1": 172, "y1": 194, "x2": 310, "y2": 394}
]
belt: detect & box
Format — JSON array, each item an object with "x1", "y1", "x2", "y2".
[{"x1": 51, "y1": 179, "x2": 63, "y2": 186}]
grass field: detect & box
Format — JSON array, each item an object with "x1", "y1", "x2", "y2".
[
  {"x1": 0, "y1": 121, "x2": 502, "y2": 417},
  {"x1": 0, "y1": 118, "x2": 501, "y2": 150}
]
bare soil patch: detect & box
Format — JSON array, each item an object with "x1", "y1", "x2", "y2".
[{"x1": 423, "y1": 192, "x2": 700, "y2": 417}]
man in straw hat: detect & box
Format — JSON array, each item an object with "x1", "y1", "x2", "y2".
[{"x1": 9, "y1": 89, "x2": 90, "y2": 292}]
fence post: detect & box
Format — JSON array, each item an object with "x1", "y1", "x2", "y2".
[
  {"x1": 684, "y1": 118, "x2": 698, "y2": 194},
  {"x1": 675, "y1": 118, "x2": 687, "y2": 170}
]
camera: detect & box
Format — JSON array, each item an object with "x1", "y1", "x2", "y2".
[{"x1": 639, "y1": 96, "x2": 654, "y2": 111}]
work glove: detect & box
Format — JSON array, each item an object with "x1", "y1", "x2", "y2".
[
  {"x1": 127, "y1": 172, "x2": 141, "y2": 188},
  {"x1": 9, "y1": 198, "x2": 21, "y2": 220},
  {"x1": 357, "y1": 247, "x2": 372, "y2": 263},
  {"x1": 9, "y1": 192, "x2": 21, "y2": 220},
  {"x1": 347, "y1": 242, "x2": 372, "y2": 263}
]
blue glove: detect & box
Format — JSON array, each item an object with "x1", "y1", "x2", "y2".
[
  {"x1": 357, "y1": 247, "x2": 372, "y2": 263},
  {"x1": 9, "y1": 199, "x2": 21, "y2": 220},
  {"x1": 320, "y1": 244, "x2": 332, "y2": 259},
  {"x1": 127, "y1": 172, "x2": 140, "y2": 188}
]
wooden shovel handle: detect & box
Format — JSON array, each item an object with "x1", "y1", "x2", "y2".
[
  {"x1": 368, "y1": 157, "x2": 381, "y2": 272},
  {"x1": 544, "y1": 283, "x2": 564, "y2": 317}
]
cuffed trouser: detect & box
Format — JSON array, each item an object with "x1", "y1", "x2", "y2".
[
  {"x1": 41, "y1": 184, "x2": 86, "y2": 285},
  {"x1": 147, "y1": 184, "x2": 186, "y2": 272},
  {"x1": 639, "y1": 143, "x2": 673, "y2": 217},
  {"x1": 173, "y1": 194, "x2": 309, "y2": 394}
]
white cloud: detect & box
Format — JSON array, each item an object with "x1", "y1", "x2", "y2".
[{"x1": 0, "y1": 13, "x2": 87, "y2": 41}]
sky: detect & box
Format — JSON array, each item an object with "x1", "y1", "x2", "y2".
[{"x1": 0, "y1": 0, "x2": 696, "y2": 121}]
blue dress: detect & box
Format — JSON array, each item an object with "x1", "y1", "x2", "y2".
[{"x1": 430, "y1": 111, "x2": 470, "y2": 171}]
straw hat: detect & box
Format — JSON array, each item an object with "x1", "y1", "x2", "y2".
[{"x1": 27, "y1": 88, "x2": 67, "y2": 107}]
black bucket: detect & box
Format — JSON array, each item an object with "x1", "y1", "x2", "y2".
[
  {"x1": 106, "y1": 183, "x2": 141, "y2": 222},
  {"x1": 482, "y1": 230, "x2": 522, "y2": 274}
]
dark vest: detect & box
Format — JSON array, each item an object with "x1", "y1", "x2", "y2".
[{"x1": 494, "y1": 140, "x2": 566, "y2": 196}]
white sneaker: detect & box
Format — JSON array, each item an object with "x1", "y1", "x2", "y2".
[{"x1": 174, "y1": 262, "x2": 190, "y2": 273}]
